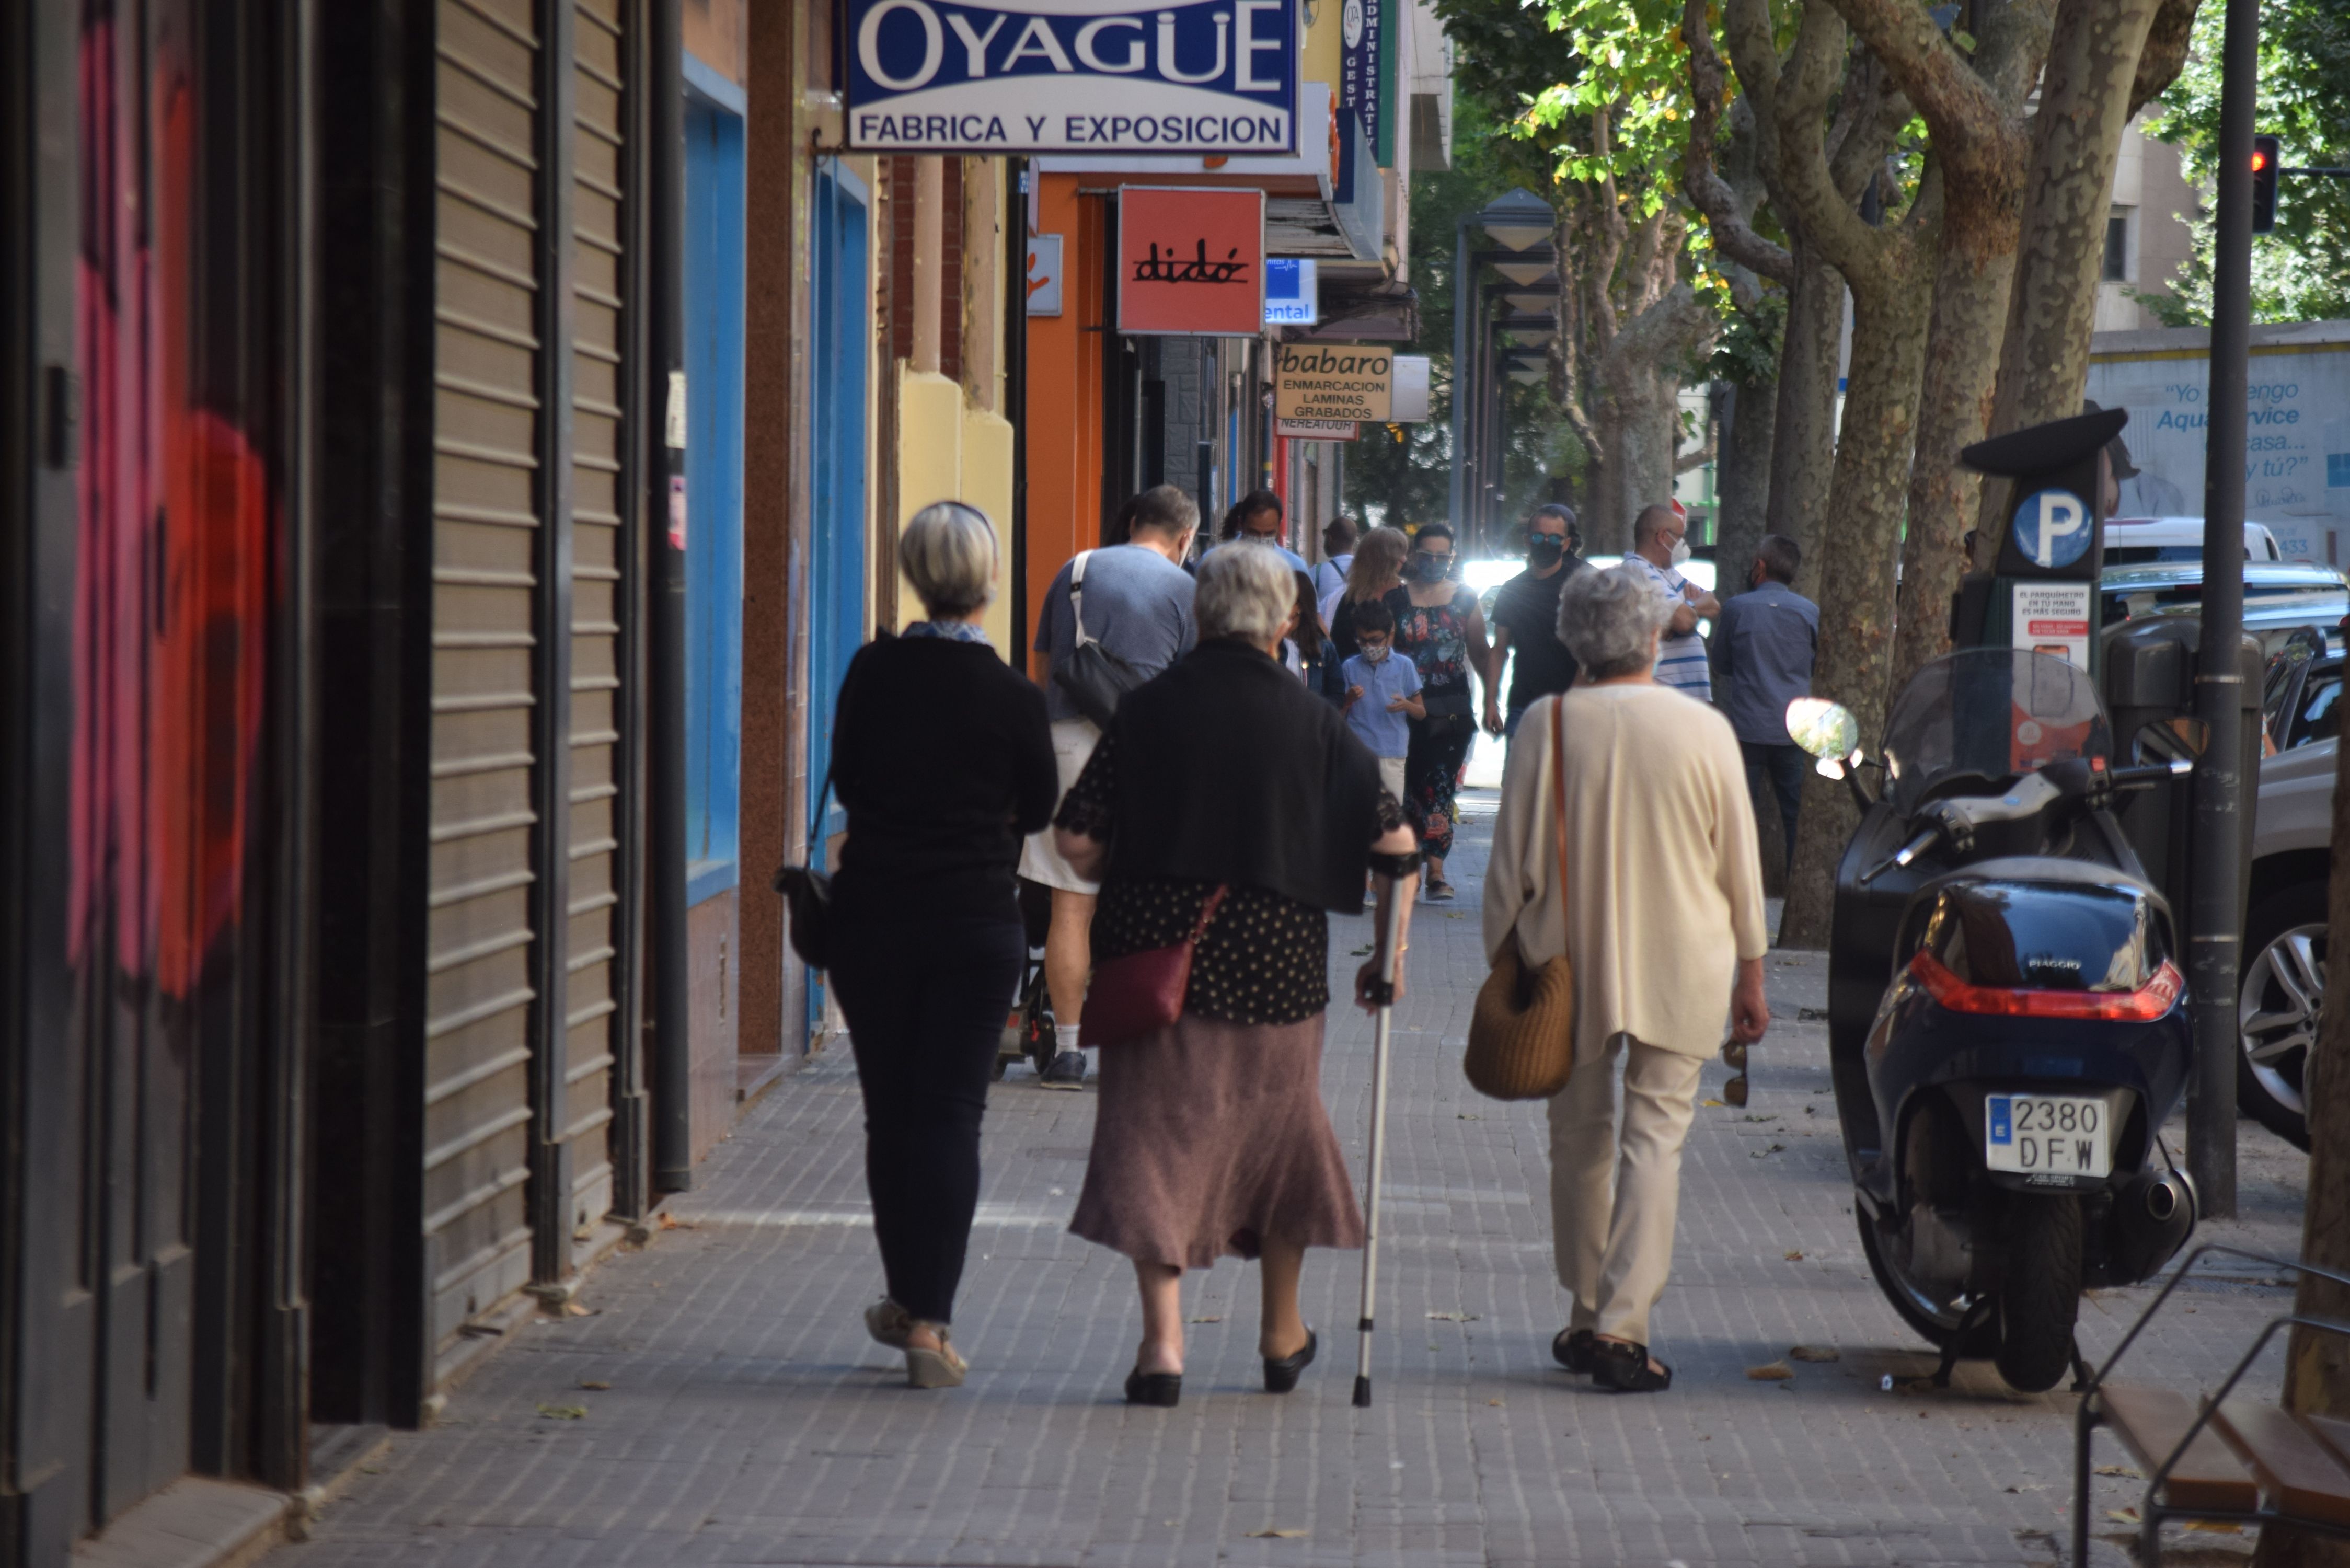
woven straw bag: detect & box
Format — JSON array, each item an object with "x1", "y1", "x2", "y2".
[{"x1": 1463, "y1": 695, "x2": 1576, "y2": 1100}]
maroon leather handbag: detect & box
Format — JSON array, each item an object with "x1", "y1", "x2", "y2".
[{"x1": 1078, "y1": 885, "x2": 1228, "y2": 1049}]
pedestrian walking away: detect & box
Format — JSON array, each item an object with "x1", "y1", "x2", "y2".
[
  {"x1": 1389, "y1": 523, "x2": 1491, "y2": 902},
  {"x1": 1322, "y1": 526, "x2": 1409, "y2": 678},
  {"x1": 825, "y1": 503, "x2": 1059, "y2": 1389},
  {"x1": 1483, "y1": 564, "x2": 1770, "y2": 1393},
  {"x1": 1049, "y1": 545, "x2": 1420, "y2": 1409},
  {"x1": 1313, "y1": 516, "x2": 1358, "y2": 607},
  {"x1": 1023, "y1": 486, "x2": 1201, "y2": 1089},
  {"x1": 1282, "y1": 568, "x2": 1330, "y2": 687},
  {"x1": 1619, "y1": 503, "x2": 1718, "y2": 700},
  {"x1": 1340, "y1": 599, "x2": 1422, "y2": 809},
  {"x1": 1709, "y1": 533, "x2": 1819, "y2": 872},
  {"x1": 1484, "y1": 503, "x2": 1587, "y2": 742}
]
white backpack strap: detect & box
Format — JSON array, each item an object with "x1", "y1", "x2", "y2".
[{"x1": 1068, "y1": 550, "x2": 1096, "y2": 648}]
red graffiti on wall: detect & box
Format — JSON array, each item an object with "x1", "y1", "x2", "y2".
[{"x1": 72, "y1": 8, "x2": 272, "y2": 1000}]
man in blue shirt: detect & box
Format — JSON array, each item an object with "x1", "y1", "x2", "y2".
[{"x1": 1709, "y1": 534, "x2": 1819, "y2": 871}]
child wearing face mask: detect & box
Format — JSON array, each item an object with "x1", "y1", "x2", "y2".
[{"x1": 1339, "y1": 600, "x2": 1424, "y2": 805}]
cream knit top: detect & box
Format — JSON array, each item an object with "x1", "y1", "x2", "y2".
[{"x1": 1480, "y1": 683, "x2": 1771, "y2": 1059}]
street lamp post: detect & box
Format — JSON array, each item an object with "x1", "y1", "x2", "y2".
[
  {"x1": 1450, "y1": 190, "x2": 1558, "y2": 543},
  {"x1": 2186, "y1": 0, "x2": 2260, "y2": 1218}
]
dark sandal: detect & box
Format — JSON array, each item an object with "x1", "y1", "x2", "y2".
[
  {"x1": 1552, "y1": 1328, "x2": 1597, "y2": 1374},
  {"x1": 1592, "y1": 1339, "x2": 1672, "y2": 1392},
  {"x1": 1263, "y1": 1329, "x2": 1318, "y2": 1394},
  {"x1": 1125, "y1": 1368, "x2": 1183, "y2": 1408}
]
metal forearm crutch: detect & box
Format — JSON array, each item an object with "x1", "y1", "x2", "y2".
[{"x1": 1353, "y1": 872, "x2": 1411, "y2": 1408}]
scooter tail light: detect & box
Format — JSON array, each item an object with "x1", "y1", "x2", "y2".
[{"x1": 1907, "y1": 951, "x2": 2185, "y2": 1021}]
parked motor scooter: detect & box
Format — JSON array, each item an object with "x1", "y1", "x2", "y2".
[{"x1": 1790, "y1": 649, "x2": 2204, "y2": 1392}]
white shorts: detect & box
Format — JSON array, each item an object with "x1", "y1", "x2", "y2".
[
  {"x1": 1377, "y1": 755, "x2": 1408, "y2": 805},
  {"x1": 1018, "y1": 717, "x2": 1104, "y2": 894}
]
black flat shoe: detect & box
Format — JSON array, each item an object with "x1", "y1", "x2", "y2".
[
  {"x1": 1592, "y1": 1339, "x2": 1672, "y2": 1393},
  {"x1": 1552, "y1": 1327, "x2": 1596, "y2": 1374},
  {"x1": 1124, "y1": 1368, "x2": 1182, "y2": 1407},
  {"x1": 1263, "y1": 1329, "x2": 1318, "y2": 1394}
]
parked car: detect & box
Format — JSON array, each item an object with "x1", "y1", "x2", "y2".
[
  {"x1": 2240, "y1": 637, "x2": 2341, "y2": 1149},
  {"x1": 2103, "y1": 516, "x2": 2285, "y2": 566},
  {"x1": 2100, "y1": 559, "x2": 2349, "y2": 660}
]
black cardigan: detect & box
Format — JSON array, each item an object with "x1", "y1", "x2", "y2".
[{"x1": 829, "y1": 635, "x2": 1058, "y2": 921}]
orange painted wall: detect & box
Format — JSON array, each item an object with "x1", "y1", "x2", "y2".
[{"x1": 1020, "y1": 175, "x2": 1106, "y2": 682}]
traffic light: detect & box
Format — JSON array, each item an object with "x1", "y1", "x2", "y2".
[{"x1": 2253, "y1": 134, "x2": 2279, "y2": 233}]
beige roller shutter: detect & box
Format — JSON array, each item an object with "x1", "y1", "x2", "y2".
[
  {"x1": 427, "y1": 0, "x2": 542, "y2": 1345},
  {"x1": 563, "y1": 0, "x2": 626, "y2": 1259}
]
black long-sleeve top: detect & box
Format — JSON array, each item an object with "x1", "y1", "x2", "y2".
[{"x1": 828, "y1": 635, "x2": 1058, "y2": 921}]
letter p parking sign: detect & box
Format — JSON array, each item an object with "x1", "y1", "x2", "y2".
[{"x1": 2012, "y1": 487, "x2": 2091, "y2": 569}]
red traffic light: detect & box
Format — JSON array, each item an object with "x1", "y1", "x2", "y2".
[
  {"x1": 2251, "y1": 146, "x2": 2271, "y2": 172},
  {"x1": 2253, "y1": 134, "x2": 2280, "y2": 233}
]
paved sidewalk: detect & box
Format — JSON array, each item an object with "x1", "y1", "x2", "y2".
[{"x1": 269, "y1": 791, "x2": 2307, "y2": 1567}]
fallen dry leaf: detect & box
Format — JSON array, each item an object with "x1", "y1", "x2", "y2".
[
  {"x1": 2107, "y1": 1507, "x2": 2141, "y2": 1524},
  {"x1": 1246, "y1": 1528, "x2": 1309, "y2": 1539},
  {"x1": 2094, "y1": 1463, "x2": 2141, "y2": 1479},
  {"x1": 2184, "y1": 1520, "x2": 2242, "y2": 1534},
  {"x1": 537, "y1": 1404, "x2": 588, "y2": 1420},
  {"x1": 1701, "y1": 1099, "x2": 1725, "y2": 1108},
  {"x1": 1789, "y1": 1345, "x2": 1839, "y2": 1363},
  {"x1": 1487, "y1": 1398, "x2": 1504, "y2": 1407},
  {"x1": 1746, "y1": 1361, "x2": 1794, "y2": 1381},
  {"x1": 1187, "y1": 1315, "x2": 1224, "y2": 1323},
  {"x1": 564, "y1": 1302, "x2": 597, "y2": 1318},
  {"x1": 1783, "y1": 1251, "x2": 1806, "y2": 1262},
  {"x1": 1426, "y1": 1311, "x2": 1480, "y2": 1322},
  {"x1": 578, "y1": 1380, "x2": 612, "y2": 1391}
]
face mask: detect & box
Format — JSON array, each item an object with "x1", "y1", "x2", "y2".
[
  {"x1": 1669, "y1": 536, "x2": 1692, "y2": 568},
  {"x1": 1410, "y1": 554, "x2": 1453, "y2": 583},
  {"x1": 1526, "y1": 535, "x2": 1565, "y2": 568},
  {"x1": 1361, "y1": 643, "x2": 1390, "y2": 664}
]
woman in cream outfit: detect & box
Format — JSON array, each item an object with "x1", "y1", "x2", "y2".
[{"x1": 1482, "y1": 563, "x2": 1772, "y2": 1393}]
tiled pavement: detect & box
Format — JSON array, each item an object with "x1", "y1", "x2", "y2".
[{"x1": 269, "y1": 791, "x2": 2309, "y2": 1567}]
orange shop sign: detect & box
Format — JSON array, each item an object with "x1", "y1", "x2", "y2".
[{"x1": 1116, "y1": 186, "x2": 1264, "y2": 337}]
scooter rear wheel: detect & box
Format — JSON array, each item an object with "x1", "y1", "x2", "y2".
[
  {"x1": 1856, "y1": 1206, "x2": 1967, "y2": 1347},
  {"x1": 1992, "y1": 1195, "x2": 2082, "y2": 1393}
]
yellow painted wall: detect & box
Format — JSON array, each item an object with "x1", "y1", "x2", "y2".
[{"x1": 961, "y1": 407, "x2": 1017, "y2": 653}]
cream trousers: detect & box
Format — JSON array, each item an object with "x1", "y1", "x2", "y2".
[{"x1": 1546, "y1": 1031, "x2": 1704, "y2": 1347}]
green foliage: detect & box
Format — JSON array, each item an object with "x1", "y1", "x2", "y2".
[
  {"x1": 1522, "y1": 0, "x2": 1696, "y2": 205},
  {"x1": 1709, "y1": 284, "x2": 1785, "y2": 385},
  {"x1": 2140, "y1": 0, "x2": 2350, "y2": 324}
]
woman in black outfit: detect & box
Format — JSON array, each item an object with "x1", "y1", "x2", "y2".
[{"x1": 826, "y1": 501, "x2": 1057, "y2": 1389}]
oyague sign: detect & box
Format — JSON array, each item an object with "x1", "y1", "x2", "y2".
[{"x1": 847, "y1": 0, "x2": 1299, "y2": 155}]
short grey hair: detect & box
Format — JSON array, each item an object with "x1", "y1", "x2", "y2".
[
  {"x1": 1195, "y1": 543, "x2": 1297, "y2": 645},
  {"x1": 1558, "y1": 563, "x2": 1673, "y2": 681},
  {"x1": 901, "y1": 501, "x2": 998, "y2": 617}
]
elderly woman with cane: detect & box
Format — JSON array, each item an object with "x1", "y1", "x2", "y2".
[
  {"x1": 1052, "y1": 544, "x2": 1421, "y2": 1408},
  {"x1": 1483, "y1": 564, "x2": 1772, "y2": 1393}
]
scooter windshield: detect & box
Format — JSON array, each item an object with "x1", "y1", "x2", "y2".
[{"x1": 1881, "y1": 649, "x2": 2112, "y2": 815}]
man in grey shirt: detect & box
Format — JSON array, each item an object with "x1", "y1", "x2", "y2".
[
  {"x1": 1021, "y1": 484, "x2": 1199, "y2": 1087},
  {"x1": 1709, "y1": 533, "x2": 1819, "y2": 872}
]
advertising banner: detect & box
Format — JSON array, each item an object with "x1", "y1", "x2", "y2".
[
  {"x1": 1338, "y1": 0, "x2": 1390, "y2": 174},
  {"x1": 2084, "y1": 324, "x2": 2350, "y2": 566},
  {"x1": 846, "y1": 0, "x2": 1300, "y2": 155},
  {"x1": 1274, "y1": 343, "x2": 1393, "y2": 421},
  {"x1": 1116, "y1": 187, "x2": 1264, "y2": 336},
  {"x1": 2012, "y1": 581, "x2": 2092, "y2": 669},
  {"x1": 1263, "y1": 258, "x2": 1317, "y2": 325}
]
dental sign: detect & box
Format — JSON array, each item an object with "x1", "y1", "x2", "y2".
[
  {"x1": 846, "y1": 0, "x2": 1300, "y2": 154},
  {"x1": 2011, "y1": 487, "x2": 2093, "y2": 569}
]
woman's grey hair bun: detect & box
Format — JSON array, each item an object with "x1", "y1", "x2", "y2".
[
  {"x1": 1557, "y1": 563, "x2": 1673, "y2": 682},
  {"x1": 901, "y1": 501, "x2": 999, "y2": 617}
]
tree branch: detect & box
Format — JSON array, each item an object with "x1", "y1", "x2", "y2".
[
  {"x1": 1820, "y1": 0, "x2": 2007, "y2": 181},
  {"x1": 1684, "y1": 0, "x2": 1797, "y2": 282},
  {"x1": 1773, "y1": 5, "x2": 1888, "y2": 278},
  {"x1": 2128, "y1": 0, "x2": 2199, "y2": 118}
]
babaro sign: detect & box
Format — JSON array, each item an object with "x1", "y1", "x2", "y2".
[
  {"x1": 847, "y1": 0, "x2": 1300, "y2": 155},
  {"x1": 1274, "y1": 344, "x2": 1393, "y2": 422}
]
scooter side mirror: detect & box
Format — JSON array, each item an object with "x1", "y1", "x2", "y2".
[
  {"x1": 1787, "y1": 697, "x2": 1859, "y2": 760},
  {"x1": 2132, "y1": 716, "x2": 2210, "y2": 767}
]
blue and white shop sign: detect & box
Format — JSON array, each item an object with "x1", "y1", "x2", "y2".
[
  {"x1": 1263, "y1": 258, "x2": 1316, "y2": 325},
  {"x1": 846, "y1": 0, "x2": 1300, "y2": 155}
]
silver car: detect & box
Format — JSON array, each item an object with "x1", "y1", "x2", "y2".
[{"x1": 2241, "y1": 639, "x2": 2342, "y2": 1149}]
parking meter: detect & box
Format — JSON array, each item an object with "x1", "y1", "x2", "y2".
[{"x1": 1950, "y1": 406, "x2": 2130, "y2": 678}]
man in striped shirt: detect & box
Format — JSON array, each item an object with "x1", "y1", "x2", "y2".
[{"x1": 1621, "y1": 503, "x2": 1719, "y2": 699}]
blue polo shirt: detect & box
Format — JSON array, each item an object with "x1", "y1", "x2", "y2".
[{"x1": 1341, "y1": 650, "x2": 1422, "y2": 758}]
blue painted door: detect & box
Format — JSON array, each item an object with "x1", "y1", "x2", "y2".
[
  {"x1": 808, "y1": 160, "x2": 871, "y2": 1038},
  {"x1": 682, "y1": 97, "x2": 745, "y2": 906}
]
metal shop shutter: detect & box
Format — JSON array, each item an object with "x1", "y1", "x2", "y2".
[
  {"x1": 563, "y1": 0, "x2": 626, "y2": 1260},
  {"x1": 426, "y1": 0, "x2": 542, "y2": 1346}
]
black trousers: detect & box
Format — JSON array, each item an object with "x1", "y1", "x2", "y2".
[{"x1": 828, "y1": 909, "x2": 1026, "y2": 1325}]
